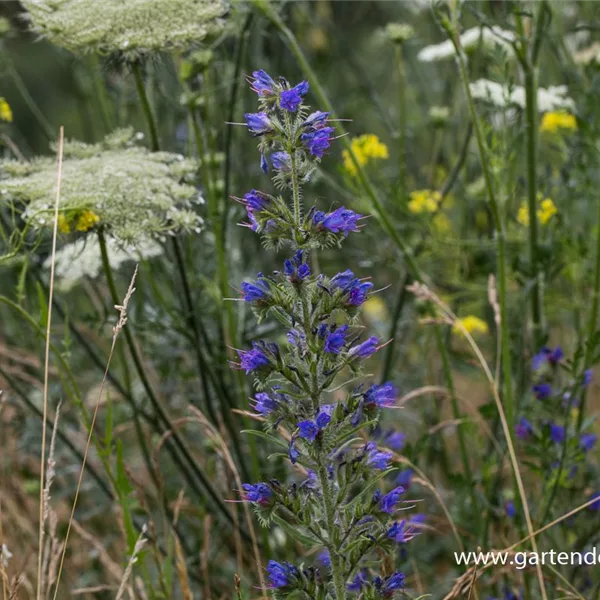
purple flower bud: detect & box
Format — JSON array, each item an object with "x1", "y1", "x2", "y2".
[
  {"x1": 349, "y1": 336, "x2": 379, "y2": 359},
  {"x1": 533, "y1": 383, "x2": 552, "y2": 399},
  {"x1": 330, "y1": 269, "x2": 355, "y2": 289},
  {"x1": 580, "y1": 432, "x2": 597, "y2": 452},
  {"x1": 550, "y1": 423, "x2": 565, "y2": 444},
  {"x1": 347, "y1": 570, "x2": 368, "y2": 592},
  {"x1": 377, "y1": 572, "x2": 405, "y2": 597},
  {"x1": 289, "y1": 439, "x2": 300, "y2": 464},
  {"x1": 533, "y1": 346, "x2": 563, "y2": 370},
  {"x1": 241, "y1": 482, "x2": 272, "y2": 506},
  {"x1": 271, "y1": 151, "x2": 291, "y2": 172},
  {"x1": 249, "y1": 70, "x2": 276, "y2": 96},
  {"x1": 316, "y1": 404, "x2": 334, "y2": 428},
  {"x1": 588, "y1": 491, "x2": 600, "y2": 511},
  {"x1": 252, "y1": 392, "x2": 279, "y2": 415},
  {"x1": 279, "y1": 81, "x2": 309, "y2": 112},
  {"x1": 244, "y1": 112, "x2": 273, "y2": 135},
  {"x1": 267, "y1": 560, "x2": 298, "y2": 588},
  {"x1": 283, "y1": 250, "x2": 311, "y2": 282},
  {"x1": 313, "y1": 206, "x2": 363, "y2": 234},
  {"x1": 515, "y1": 417, "x2": 533, "y2": 440},
  {"x1": 364, "y1": 382, "x2": 397, "y2": 407},
  {"x1": 584, "y1": 369, "x2": 593, "y2": 387},
  {"x1": 505, "y1": 500, "x2": 516, "y2": 518},
  {"x1": 304, "y1": 111, "x2": 330, "y2": 129},
  {"x1": 260, "y1": 152, "x2": 269, "y2": 173}
]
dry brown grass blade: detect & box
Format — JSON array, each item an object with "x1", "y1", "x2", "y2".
[
  {"x1": 36, "y1": 126, "x2": 63, "y2": 600},
  {"x1": 115, "y1": 525, "x2": 147, "y2": 600},
  {"x1": 408, "y1": 282, "x2": 547, "y2": 600},
  {"x1": 187, "y1": 405, "x2": 268, "y2": 597},
  {"x1": 52, "y1": 265, "x2": 139, "y2": 600},
  {"x1": 174, "y1": 536, "x2": 193, "y2": 600}
]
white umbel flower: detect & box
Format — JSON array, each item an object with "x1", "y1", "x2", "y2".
[
  {"x1": 418, "y1": 26, "x2": 515, "y2": 62},
  {"x1": 45, "y1": 237, "x2": 163, "y2": 291},
  {"x1": 469, "y1": 79, "x2": 576, "y2": 113}
]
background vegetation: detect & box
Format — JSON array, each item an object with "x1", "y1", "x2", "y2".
[{"x1": 1, "y1": 0, "x2": 600, "y2": 598}]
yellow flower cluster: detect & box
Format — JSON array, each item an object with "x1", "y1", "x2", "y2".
[
  {"x1": 58, "y1": 210, "x2": 100, "y2": 233},
  {"x1": 0, "y1": 97, "x2": 12, "y2": 123},
  {"x1": 540, "y1": 111, "x2": 577, "y2": 134},
  {"x1": 342, "y1": 134, "x2": 389, "y2": 176},
  {"x1": 408, "y1": 189, "x2": 441, "y2": 214},
  {"x1": 517, "y1": 197, "x2": 558, "y2": 226},
  {"x1": 452, "y1": 315, "x2": 489, "y2": 336}
]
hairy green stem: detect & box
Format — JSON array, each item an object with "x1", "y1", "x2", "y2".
[
  {"x1": 318, "y1": 463, "x2": 346, "y2": 600},
  {"x1": 258, "y1": 2, "x2": 422, "y2": 279}
]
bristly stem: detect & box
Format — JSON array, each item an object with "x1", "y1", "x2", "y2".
[{"x1": 259, "y1": 3, "x2": 422, "y2": 280}]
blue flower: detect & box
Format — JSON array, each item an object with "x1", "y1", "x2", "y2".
[
  {"x1": 242, "y1": 482, "x2": 272, "y2": 506},
  {"x1": 244, "y1": 112, "x2": 273, "y2": 135},
  {"x1": 324, "y1": 325, "x2": 349, "y2": 354},
  {"x1": 365, "y1": 442, "x2": 392, "y2": 470},
  {"x1": 279, "y1": 81, "x2": 309, "y2": 111},
  {"x1": 252, "y1": 392, "x2": 278, "y2": 415},
  {"x1": 249, "y1": 70, "x2": 276, "y2": 96},
  {"x1": 297, "y1": 420, "x2": 319, "y2": 441},
  {"x1": 396, "y1": 469, "x2": 413, "y2": 488},
  {"x1": 302, "y1": 127, "x2": 335, "y2": 158},
  {"x1": 316, "y1": 404, "x2": 334, "y2": 428},
  {"x1": 284, "y1": 250, "x2": 311, "y2": 282},
  {"x1": 387, "y1": 520, "x2": 408, "y2": 543},
  {"x1": 505, "y1": 500, "x2": 516, "y2": 518},
  {"x1": 349, "y1": 336, "x2": 379, "y2": 359},
  {"x1": 313, "y1": 207, "x2": 363, "y2": 234},
  {"x1": 376, "y1": 572, "x2": 405, "y2": 597},
  {"x1": 241, "y1": 274, "x2": 270, "y2": 302},
  {"x1": 267, "y1": 560, "x2": 298, "y2": 588},
  {"x1": 378, "y1": 486, "x2": 405, "y2": 513},
  {"x1": 383, "y1": 431, "x2": 406, "y2": 451},
  {"x1": 304, "y1": 111, "x2": 330, "y2": 128},
  {"x1": 288, "y1": 438, "x2": 300, "y2": 464},
  {"x1": 584, "y1": 369, "x2": 593, "y2": 386},
  {"x1": 330, "y1": 269, "x2": 373, "y2": 306},
  {"x1": 347, "y1": 570, "x2": 368, "y2": 592},
  {"x1": 533, "y1": 383, "x2": 552, "y2": 399},
  {"x1": 588, "y1": 491, "x2": 600, "y2": 511},
  {"x1": 580, "y1": 432, "x2": 597, "y2": 452},
  {"x1": 242, "y1": 189, "x2": 269, "y2": 212},
  {"x1": 316, "y1": 549, "x2": 331, "y2": 569},
  {"x1": 533, "y1": 346, "x2": 563, "y2": 370},
  {"x1": 515, "y1": 417, "x2": 533, "y2": 440},
  {"x1": 550, "y1": 423, "x2": 565, "y2": 444},
  {"x1": 271, "y1": 151, "x2": 291, "y2": 172},
  {"x1": 236, "y1": 342, "x2": 271, "y2": 373},
  {"x1": 364, "y1": 382, "x2": 397, "y2": 407}
]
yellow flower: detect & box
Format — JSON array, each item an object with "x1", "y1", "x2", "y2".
[
  {"x1": 342, "y1": 134, "x2": 389, "y2": 176},
  {"x1": 408, "y1": 189, "x2": 441, "y2": 214},
  {"x1": 452, "y1": 315, "x2": 489, "y2": 336},
  {"x1": 0, "y1": 97, "x2": 12, "y2": 123},
  {"x1": 538, "y1": 198, "x2": 557, "y2": 225},
  {"x1": 517, "y1": 197, "x2": 557, "y2": 226},
  {"x1": 75, "y1": 210, "x2": 100, "y2": 232},
  {"x1": 540, "y1": 111, "x2": 577, "y2": 134},
  {"x1": 57, "y1": 214, "x2": 71, "y2": 234}
]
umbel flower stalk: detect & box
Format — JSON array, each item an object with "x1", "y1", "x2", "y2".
[{"x1": 233, "y1": 70, "x2": 418, "y2": 600}]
